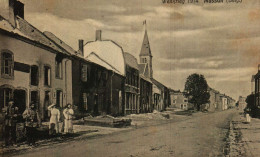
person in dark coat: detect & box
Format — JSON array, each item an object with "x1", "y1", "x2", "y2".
[
  {"x1": 22, "y1": 102, "x2": 40, "y2": 146},
  {"x1": 4, "y1": 99, "x2": 19, "y2": 147}
]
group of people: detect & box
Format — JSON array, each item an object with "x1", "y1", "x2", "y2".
[
  {"x1": 3, "y1": 99, "x2": 74, "y2": 147},
  {"x1": 48, "y1": 103, "x2": 74, "y2": 135}
]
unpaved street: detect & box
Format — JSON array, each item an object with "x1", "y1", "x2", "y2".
[{"x1": 12, "y1": 110, "x2": 237, "y2": 157}]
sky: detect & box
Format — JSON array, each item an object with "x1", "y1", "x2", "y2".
[{"x1": 20, "y1": 0, "x2": 260, "y2": 100}]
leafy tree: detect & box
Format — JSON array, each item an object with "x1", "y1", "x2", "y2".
[{"x1": 184, "y1": 73, "x2": 210, "y2": 111}]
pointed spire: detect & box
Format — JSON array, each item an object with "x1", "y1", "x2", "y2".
[{"x1": 140, "y1": 22, "x2": 152, "y2": 57}]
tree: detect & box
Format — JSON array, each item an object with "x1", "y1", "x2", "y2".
[{"x1": 184, "y1": 73, "x2": 210, "y2": 111}]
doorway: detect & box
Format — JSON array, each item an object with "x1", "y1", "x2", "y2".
[{"x1": 13, "y1": 89, "x2": 26, "y2": 113}]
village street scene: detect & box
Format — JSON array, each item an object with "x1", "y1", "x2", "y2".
[{"x1": 0, "y1": 0, "x2": 260, "y2": 156}]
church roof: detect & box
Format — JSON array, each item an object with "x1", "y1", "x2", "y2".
[{"x1": 140, "y1": 30, "x2": 152, "y2": 57}]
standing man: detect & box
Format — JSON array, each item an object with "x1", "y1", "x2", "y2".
[
  {"x1": 4, "y1": 99, "x2": 19, "y2": 147},
  {"x1": 22, "y1": 102, "x2": 40, "y2": 146}
]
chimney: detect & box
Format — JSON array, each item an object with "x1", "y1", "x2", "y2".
[
  {"x1": 14, "y1": 0, "x2": 24, "y2": 19},
  {"x1": 79, "y1": 39, "x2": 84, "y2": 56},
  {"x1": 96, "y1": 30, "x2": 102, "y2": 41}
]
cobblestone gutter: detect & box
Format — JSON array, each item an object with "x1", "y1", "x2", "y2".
[{"x1": 224, "y1": 119, "x2": 247, "y2": 157}]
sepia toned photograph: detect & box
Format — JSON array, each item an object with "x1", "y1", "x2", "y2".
[{"x1": 0, "y1": 0, "x2": 260, "y2": 156}]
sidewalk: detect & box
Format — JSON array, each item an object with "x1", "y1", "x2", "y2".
[{"x1": 228, "y1": 112, "x2": 260, "y2": 157}]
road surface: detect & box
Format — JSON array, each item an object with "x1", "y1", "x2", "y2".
[{"x1": 11, "y1": 109, "x2": 237, "y2": 157}]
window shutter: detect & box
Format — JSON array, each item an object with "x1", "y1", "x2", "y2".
[
  {"x1": 81, "y1": 64, "x2": 88, "y2": 82},
  {"x1": 1, "y1": 54, "x2": 4, "y2": 75}
]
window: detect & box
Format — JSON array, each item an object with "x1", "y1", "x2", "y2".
[
  {"x1": 81, "y1": 64, "x2": 88, "y2": 82},
  {"x1": 44, "y1": 66, "x2": 51, "y2": 86},
  {"x1": 0, "y1": 88, "x2": 12, "y2": 110},
  {"x1": 55, "y1": 57, "x2": 62, "y2": 79},
  {"x1": 30, "y1": 91, "x2": 38, "y2": 106},
  {"x1": 173, "y1": 100, "x2": 176, "y2": 104},
  {"x1": 83, "y1": 93, "x2": 88, "y2": 110},
  {"x1": 184, "y1": 99, "x2": 188, "y2": 103},
  {"x1": 31, "y1": 65, "x2": 39, "y2": 86},
  {"x1": 56, "y1": 90, "x2": 63, "y2": 108},
  {"x1": 1, "y1": 51, "x2": 14, "y2": 78}
]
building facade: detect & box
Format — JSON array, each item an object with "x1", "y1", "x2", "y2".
[
  {"x1": 124, "y1": 52, "x2": 140, "y2": 114},
  {"x1": 0, "y1": 0, "x2": 73, "y2": 120},
  {"x1": 139, "y1": 74, "x2": 153, "y2": 113},
  {"x1": 83, "y1": 30, "x2": 125, "y2": 116},
  {"x1": 169, "y1": 90, "x2": 188, "y2": 110}
]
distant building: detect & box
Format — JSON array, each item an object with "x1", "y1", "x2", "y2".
[
  {"x1": 238, "y1": 96, "x2": 246, "y2": 111},
  {"x1": 169, "y1": 90, "x2": 188, "y2": 110},
  {"x1": 208, "y1": 88, "x2": 219, "y2": 111}
]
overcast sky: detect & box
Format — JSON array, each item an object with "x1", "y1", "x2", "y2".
[{"x1": 20, "y1": 0, "x2": 260, "y2": 100}]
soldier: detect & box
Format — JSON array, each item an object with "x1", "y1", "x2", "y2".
[
  {"x1": 4, "y1": 99, "x2": 19, "y2": 147},
  {"x1": 22, "y1": 102, "x2": 40, "y2": 146}
]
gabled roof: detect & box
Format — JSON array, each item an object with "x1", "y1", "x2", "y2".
[
  {"x1": 140, "y1": 30, "x2": 152, "y2": 57},
  {"x1": 0, "y1": 16, "x2": 64, "y2": 54},
  {"x1": 124, "y1": 52, "x2": 139, "y2": 70},
  {"x1": 84, "y1": 40, "x2": 125, "y2": 75},
  {"x1": 86, "y1": 52, "x2": 122, "y2": 76},
  {"x1": 139, "y1": 74, "x2": 152, "y2": 83},
  {"x1": 138, "y1": 63, "x2": 149, "y2": 77},
  {"x1": 15, "y1": 16, "x2": 63, "y2": 53},
  {"x1": 44, "y1": 31, "x2": 76, "y2": 55},
  {"x1": 151, "y1": 78, "x2": 166, "y2": 90}
]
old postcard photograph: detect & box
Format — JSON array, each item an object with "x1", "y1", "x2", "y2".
[{"x1": 0, "y1": 0, "x2": 260, "y2": 156}]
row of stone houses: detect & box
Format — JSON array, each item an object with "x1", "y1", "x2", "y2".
[
  {"x1": 207, "y1": 87, "x2": 236, "y2": 111},
  {"x1": 0, "y1": 0, "x2": 170, "y2": 119},
  {"x1": 169, "y1": 87, "x2": 235, "y2": 111}
]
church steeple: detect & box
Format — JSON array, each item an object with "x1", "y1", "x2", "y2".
[
  {"x1": 140, "y1": 30, "x2": 152, "y2": 57},
  {"x1": 139, "y1": 21, "x2": 153, "y2": 78}
]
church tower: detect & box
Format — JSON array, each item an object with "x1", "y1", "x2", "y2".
[{"x1": 139, "y1": 24, "x2": 153, "y2": 78}]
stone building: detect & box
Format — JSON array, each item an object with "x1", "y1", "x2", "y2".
[
  {"x1": 83, "y1": 30, "x2": 125, "y2": 116},
  {"x1": 43, "y1": 32, "x2": 120, "y2": 116},
  {"x1": 0, "y1": 0, "x2": 73, "y2": 119},
  {"x1": 169, "y1": 90, "x2": 188, "y2": 110},
  {"x1": 124, "y1": 52, "x2": 140, "y2": 114},
  {"x1": 139, "y1": 74, "x2": 152, "y2": 113},
  {"x1": 238, "y1": 96, "x2": 246, "y2": 111}
]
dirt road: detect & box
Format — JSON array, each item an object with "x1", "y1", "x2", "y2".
[{"x1": 11, "y1": 109, "x2": 237, "y2": 157}]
